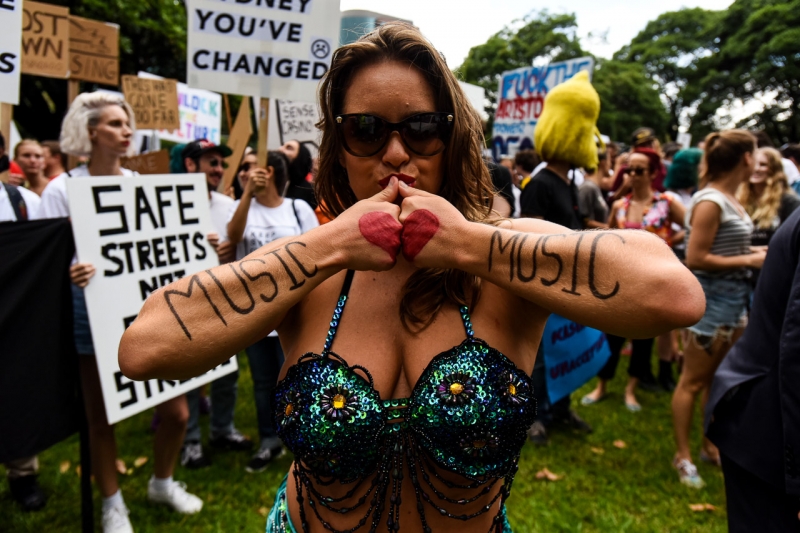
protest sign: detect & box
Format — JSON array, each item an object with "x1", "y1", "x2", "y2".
[
  {"x1": 21, "y1": 1, "x2": 69, "y2": 79},
  {"x1": 0, "y1": 0, "x2": 23, "y2": 105},
  {"x1": 121, "y1": 75, "x2": 180, "y2": 130},
  {"x1": 186, "y1": 0, "x2": 341, "y2": 102},
  {"x1": 542, "y1": 314, "x2": 611, "y2": 404},
  {"x1": 140, "y1": 72, "x2": 223, "y2": 145},
  {"x1": 120, "y1": 150, "x2": 170, "y2": 175},
  {"x1": 69, "y1": 16, "x2": 119, "y2": 85},
  {"x1": 492, "y1": 57, "x2": 594, "y2": 160},
  {"x1": 66, "y1": 174, "x2": 237, "y2": 424},
  {"x1": 266, "y1": 98, "x2": 319, "y2": 151}
]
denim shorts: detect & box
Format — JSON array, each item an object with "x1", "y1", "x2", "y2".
[
  {"x1": 688, "y1": 276, "x2": 750, "y2": 338},
  {"x1": 71, "y1": 284, "x2": 95, "y2": 356}
]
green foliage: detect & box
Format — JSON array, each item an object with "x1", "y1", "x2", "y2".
[
  {"x1": 1, "y1": 357, "x2": 728, "y2": 532},
  {"x1": 457, "y1": 10, "x2": 587, "y2": 117},
  {"x1": 15, "y1": 0, "x2": 188, "y2": 142},
  {"x1": 685, "y1": 0, "x2": 800, "y2": 145},
  {"x1": 614, "y1": 8, "x2": 722, "y2": 139},
  {"x1": 593, "y1": 60, "x2": 670, "y2": 142}
]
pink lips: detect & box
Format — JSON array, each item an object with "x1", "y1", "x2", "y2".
[{"x1": 379, "y1": 173, "x2": 416, "y2": 189}]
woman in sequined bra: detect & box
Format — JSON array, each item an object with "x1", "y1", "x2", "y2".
[{"x1": 120, "y1": 23, "x2": 706, "y2": 533}]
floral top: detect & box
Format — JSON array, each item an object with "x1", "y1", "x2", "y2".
[{"x1": 615, "y1": 191, "x2": 674, "y2": 245}]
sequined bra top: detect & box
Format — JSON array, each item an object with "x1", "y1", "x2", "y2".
[{"x1": 274, "y1": 270, "x2": 537, "y2": 532}]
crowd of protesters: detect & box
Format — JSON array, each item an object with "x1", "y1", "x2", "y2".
[{"x1": 3, "y1": 76, "x2": 800, "y2": 532}]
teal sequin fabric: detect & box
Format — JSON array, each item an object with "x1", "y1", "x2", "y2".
[{"x1": 274, "y1": 271, "x2": 536, "y2": 532}]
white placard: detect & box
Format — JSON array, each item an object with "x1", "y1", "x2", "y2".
[
  {"x1": 266, "y1": 98, "x2": 320, "y2": 153},
  {"x1": 139, "y1": 72, "x2": 223, "y2": 145},
  {"x1": 186, "y1": 0, "x2": 341, "y2": 102},
  {"x1": 66, "y1": 174, "x2": 237, "y2": 424},
  {"x1": 0, "y1": 0, "x2": 23, "y2": 104}
]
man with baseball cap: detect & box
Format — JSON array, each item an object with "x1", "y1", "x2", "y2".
[{"x1": 178, "y1": 139, "x2": 254, "y2": 469}]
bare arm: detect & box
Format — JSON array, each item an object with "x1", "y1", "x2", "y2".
[
  {"x1": 685, "y1": 201, "x2": 766, "y2": 271},
  {"x1": 120, "y1": 181, "x2": 404, "y2": 380},
  {"x1": 397, "y1": 185, "x2": 705, "y2": 338}
]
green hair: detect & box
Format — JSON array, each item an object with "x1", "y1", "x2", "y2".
[{"x1": 664, "y1": 148, "x2": 703, "y2": 190}]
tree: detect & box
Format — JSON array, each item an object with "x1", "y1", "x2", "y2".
[
  {"x1": 457, "y1": 10, "x2": 587, "y2": 120},
  {"x1": 614, "y1": 8, "x2": 722, "y2": 140},
  {"x1": 15, "y1": 0, "x2": 188, "y2": 141},
  {"x1": 592, "y1": 60, "x2": 669, "y2": 142},
  {"x1": 684, "y1": 0, "x2": 800, "y2": 144}
]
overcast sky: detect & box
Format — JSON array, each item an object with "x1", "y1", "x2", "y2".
[{"x1": 340, "y1": 0, "x2": 734, "y2": 68}]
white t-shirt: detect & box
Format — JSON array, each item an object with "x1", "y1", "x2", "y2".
[
  {"x1": 209, "y1": 191, "x2": 234, "y2": 241},
  {"x1": 0, "y1": 184, "x2": 42, "y2": 222},
  {"x1": 39, "y1": 166, "x2": 138, "y2": 219},
  {"x1": 39, "y1": 166, "x2": 138, "y2": 265},
  {"x1": 228, "y1": 197, "x2": 318, "y2": 261},
  {"x1": 782, "y1": 158, "x2": 800, "y2": 185},
  {"x1": 228, "y1": 197, "x2": 318, "y2": 336}
]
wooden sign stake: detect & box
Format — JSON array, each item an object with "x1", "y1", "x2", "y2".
[
  {"x1": 223, "y1": 94, "x2": 233, "y2": 134},
  {"x1": 0, "y1": 103, "x2": 11, "y2": 183},
  {"x1": 67, "y1": 80, "x2": 81, "y2": 170},
  {"x1": 220, "y1": 96, "x2": 253, "y2": 192},
  {"x1": 257, "y1": 97, "x2": 269, "y2": 168}
]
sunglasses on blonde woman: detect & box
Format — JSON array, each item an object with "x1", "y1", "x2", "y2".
[{"x1": 335, "y1": 112, "x2": 454, "y2": 157}]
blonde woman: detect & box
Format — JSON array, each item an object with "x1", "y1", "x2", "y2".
[
  {"x1": 738, "y1": 146, "x2": 800, "y2": 247},
  {"x1": 39, "y1": 92, "x2": 202, "y2": 533}
]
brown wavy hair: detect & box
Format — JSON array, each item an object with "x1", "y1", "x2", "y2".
[
  {"x1": 737, "y1": 147, "x2": 793, "y2": 229},
  {"x1": 315, "y1": 22, "x2": 494, "y2": 330},
  {"x1": 699, "y1": 130, "x2": 756, "y2": 188}
]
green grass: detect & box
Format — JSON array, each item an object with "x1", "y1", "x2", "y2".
[{"x1": 2, "y1": 355, "x2": 727, "y2": 532}]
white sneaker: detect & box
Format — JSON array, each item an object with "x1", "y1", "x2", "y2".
[
  {"x1": 102, "y1": 504, "x2": 134, "y2": 533},
  {"x1": 147, "y1": 478, "x2": 203, "y2": 514}
]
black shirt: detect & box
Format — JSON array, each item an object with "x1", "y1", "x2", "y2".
[{"x1": 519, "y1": 167, "x2": 582, "y2": 229}]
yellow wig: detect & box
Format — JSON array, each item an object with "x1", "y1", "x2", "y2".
[{"x1": 533, "y1": 70, "x2": 601, "y2": 170}]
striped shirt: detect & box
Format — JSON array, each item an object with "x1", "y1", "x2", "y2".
[{"x1": 685, "y1": 188, "x2": 753, "y2": 280}]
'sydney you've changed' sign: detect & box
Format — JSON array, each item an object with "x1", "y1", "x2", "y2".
[
  {"x1": 66, "y1": 174, "x2": 237, "y2": 424},
  {"x1": 186, "y1": 0, "x2": 341, "y2": 102}
]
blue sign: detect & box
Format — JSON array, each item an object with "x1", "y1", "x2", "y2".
[
  {"x1": 542, "y1": 314, "x2": 610, "y2": 403},
  {"x1": 492, "y1": 57, "x2": 594, "y2": 161}
]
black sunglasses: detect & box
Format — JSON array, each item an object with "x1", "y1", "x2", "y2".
[
  {"x1": 239, "y1": 162, "x2": 251, "y2": 173},
  {"x1": 335, "y1": 112, "x2": 454, "y2": 157},
  {"x1": 627, "y1": 166, "x2": 649, "y2": 176}
]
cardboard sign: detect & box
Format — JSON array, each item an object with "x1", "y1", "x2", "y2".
[
  {"x1": 121, "y1": 75, "x2": 180, "y2": 130},
  {"x1": 69, "y1": 16, "x2": 119, "y2": 85},
  {"x1": 186, "y1": 0, "x2": 341, "y2": 102},
  {"x1": 221, "y1": 96, "x2": 252, "y2": 191},
  {"x1": 0, "y1": 0, "x2": 23, "y2": 104},
  {"x1": 65, "y1": 174, "x2": 237, "y2": 424},
  {"x1": 21, "y1": 1, "x2": 69, "y2": 79},
  {"x1": 541, "y1": 314, "x2": 611, "y2": 403},
  {"x1": 491, "y1": 57, "x2": 594, "y2": 160},
  {"x1": 120, "y1": 150, "x2": 170, "y2": 175}
]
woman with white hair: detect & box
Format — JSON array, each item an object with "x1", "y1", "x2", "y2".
[{"x1": 39, "y1": 92, "x2": 202, "y2": 533}]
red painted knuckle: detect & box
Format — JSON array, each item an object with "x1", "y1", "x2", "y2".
[
  {"x1": 359, "y1": 211, "x2": 403, "y2": 262},
  {"x1": 401, "y1": 209, "x2": 440, "y2": 261}
]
